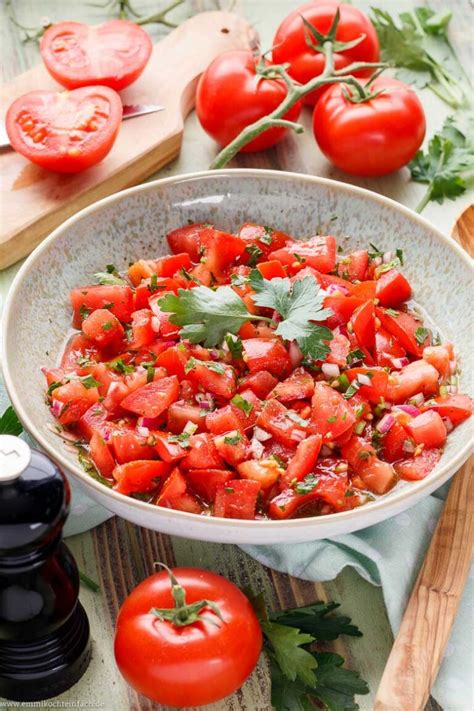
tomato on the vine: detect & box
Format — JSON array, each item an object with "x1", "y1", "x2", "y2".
[
  {"x1": 272, "y1": 1, "x2": 380, "y2": 105},
  {"x1": 40, "y1": 20, "x2": 152, "y2": 91},
  {"x1": 313, "y1": 78, "x2": 426, "y2": 176},
  {"x1": 6, "y1": 87, "x2": 123, "y2": 173},
  {"x1": 196, "y1": 50, "x2": 302, "y2": 152},
  {"x1": 114, "y1": 566, "x2": 262, "y2": 707}
]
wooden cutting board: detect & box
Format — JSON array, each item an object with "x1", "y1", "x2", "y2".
[{"x1": 0, "y1": 11, "x2": 257, "y2": 269}]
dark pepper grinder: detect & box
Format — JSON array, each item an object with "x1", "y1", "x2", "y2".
[{"x1": 0, "y1": 435, "x2": 91, "y2": 701}]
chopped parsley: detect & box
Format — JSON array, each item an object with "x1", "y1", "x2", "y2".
[
  {"x1": 347, "y1": 348, "x2": 365, "y2": 364},
  {"x1": 385, "y1": 308, "x2": 399, "y2": 317},
  {"x1": 295, "y1": 474, "x2": 319, "y2": 494},
  {"x1": 107, "y1": 357, "x2": 134, "y2": 375},
  {"x1": 231, "y1": 394, "x2": 253, "y2": 416},
  {"x1": 245, "y1": 244, "x2": 264, "y2": 267},
  {"x1": 259, "y1": 226, "x2": 274, "y2": 245},
  {"x1": 230, "y1": 273, "x2": 249, "y2": 287},
  {"x1": 79, "y1": 304, "x2": 91, "y2": 320},
  {"x1": 184, "y1": 357, "x2": 226, "y2": 375},
  {"x1": 47, "y1": 381, "x2": 62, "y2": 396},
  {"x1": 415, "y1": 326, "x2": 430, "y2": 345},
  {"x1": 94, "y1": 264, "x2": 126, "y2": 286},
  {"x1": 224, "y1": 334, "x2": 243, "y2": 359},
  {"x1": 224, "y1": 432, "x2": 242, "y2": 445},
  {"x1": 101, "y1": 321, "x2": 114, "y2": 332},
  {"x1": 326, "y1": 415, "x2": 337, "y2": 424},
  {"x1": 343, "y1": 380, "x2": 360, "y2": 400}
]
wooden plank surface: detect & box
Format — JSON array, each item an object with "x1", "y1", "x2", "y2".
[{"x1": 0, "y1": 1, "x2": 472, "y2": 710}]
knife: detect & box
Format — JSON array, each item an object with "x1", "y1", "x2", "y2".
[{"x1": 0, "y1": 103, "x2": 164, "y2": 150}]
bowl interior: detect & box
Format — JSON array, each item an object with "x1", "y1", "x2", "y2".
[{"x1": 3, "y1": 170, "x2": 473, "y2": 535}]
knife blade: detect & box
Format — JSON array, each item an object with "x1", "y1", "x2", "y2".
[{"x1": 0, "y1": 103, "x2": 164, "y2": 150}]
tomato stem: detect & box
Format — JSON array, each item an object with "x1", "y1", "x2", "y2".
[
  {"x1": 149, "y1": 563, "x2": 224, "y2": 627},
  {"x1": 209, "y1": 40, "x2": 387, "y2": 170}
]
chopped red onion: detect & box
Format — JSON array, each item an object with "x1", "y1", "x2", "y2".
[
  {"x1": 50, "y1": 399, "x2": 64, "y2": 418},
  {"x1": 391, "y1": 356, "x2": 410, "y2": 369},
  {"x1": 138, "y1": 416, "x2": 161, "y2": 429},
  {"x1": 402, "y1": 439, "x2": 416, "y2": 454},
  {"x1": 357, "y1": 373, "x2": 372, "y2": 387},
  {"x1": 195, "y1": 392, "x2": 215, "y2": 410},
  {"x1": 151, "y1": 316, "x2": 161, "y2": 333},
  {"x1": 410, "y1": 392, "x2": 425, "y2": 407},
  {"x1": 443, "y1": 417, "x2": 454, "y2": 433},
  {"x1": 250, "y1": 438, "x2": 265, "y2": 459},
  {"x1": 253, "y1": 426, "x2": 272, "y2": 442},
  {"x1": 326, "y1": 283, "x2": 350, "y2": 296},
  {"x1": 396, "y1": 404, "x2": 420, "y2": 417},
  {"x1": 383, "y1": 251, "x2": 394, "y2": 263},
  {"x1": 322, "y1": 363, "x2": 340, "y2": 379},
  {"x1": 290, "y1": 429, "x2": 306, "y2": 442},
  {"x1": 289, "y1": 340, "x2": 303, "y2": 368},
  {"x1": 376, "y1": 414, "x2": 395, "y2": 434}
]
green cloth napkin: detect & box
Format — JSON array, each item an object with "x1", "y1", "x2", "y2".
[{"x1": 243, "y1": 491, "x2": 473, "y2": 711}]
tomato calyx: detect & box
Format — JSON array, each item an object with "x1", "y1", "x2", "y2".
[
  {"x1": 149, "y1": 563, "x2": 224, "y2": 627},
  {"x1": 340, "y1": 68, "x2": 387, "y2": 104},
  {"x1": 302, "y1": 9, "x2": 367, "y2": 55}
]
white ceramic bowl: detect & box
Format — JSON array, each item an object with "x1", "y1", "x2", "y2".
[{"x1": 3, "y1": 170, "x2": 473, "y2": 543}]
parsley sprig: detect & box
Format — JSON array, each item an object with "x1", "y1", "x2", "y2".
[
  {"x1": 250, "y1": 593, "x2": 369, "y2": 711},
  {"x1": 159, "y1": 271, "x2": 333, "y2": 360}
]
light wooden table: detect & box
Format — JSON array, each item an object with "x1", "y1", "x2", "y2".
[{"x1": 1, "y1": 2, "x2": 472, "y2": 710}]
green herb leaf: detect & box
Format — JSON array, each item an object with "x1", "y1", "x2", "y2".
[
  {"x1": 184, "y1": 357, "x2": 226, "y2": 375},
  {"x1": 224, "y1": 432, "x2": 242, "y2": 445},
  {"x1": 107, "y1": 357, "x2": 135, "y2": 375},
  {"x1": 262, "y1": 621, "x2": 317, "y2": 686},
  {"x1": 231, "y1": 394, "x2": 253, "y2": 416},
  {"x1": 79, "y1": 304, "x2": 91, "y2": 320},
  {"x1": 346, "y1": 349, "x2": 365, "y2": 365},
  {"x1": 224, "y1": 334, "x2": 244, "y2": 359},
  {"x1": 47, "y1": 381, "x2": 63, "y2": 396},
  {"x1": 270, "y1": 601, "x2": 363, "y2": 641},
  {"x1": 249, "y1": 271, "x2": 333, "y2": 360},
  {"x1": 159, "y1": 286, "x2": 253, "y2": 347},
  {"x1": 245, "y1": 244, "x2": 264, "y2": 266},
  {"x1": 0, "y1": 406, "x2": 23, "y2": 436},
  {"x1": 230, "y1": 273, "x2": 249, "y2": 288},
  {"x1": 260, "y1": 226, "x2": 274, "y2": 245},
  {"x1": 343, "y1": 381, "x2": 360, "y2": 400},
  {"x1": 415, "y1": 326, "x2": 430, "y2": 345},
  {"x1": 294, "y1": 474, "x2": 319, "y2": 494},
  {"x1": 310, "y1": 652, "x2": 370, "y2": 711},
  {"x1": 78, "y1": 375, "x2": 102, "y2": 389},
  {"x1": 94, "y1": 264, "x2": 126, "y2": 286}
]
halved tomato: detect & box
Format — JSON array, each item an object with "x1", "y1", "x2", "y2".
[{"x1": 7, "y1": 87, "x2": 122, "y2": 173}]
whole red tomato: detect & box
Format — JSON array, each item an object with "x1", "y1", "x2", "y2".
[
  {"x1": 196, "y1": 50, "x2": 301, "y2": 152},
  {"x1": 312, "y1": 78, "x2": 426, "y2": 176},
  {"x1": 273, "y1": 1, "x2": 380, "y2": 105},
  {"x1": 114, "y1": 566, "x2": 262, "y2": 707}
]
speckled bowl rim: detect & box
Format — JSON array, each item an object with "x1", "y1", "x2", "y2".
[{"x1": 3, "y1": 169, "x2": 473, "y2": 534}]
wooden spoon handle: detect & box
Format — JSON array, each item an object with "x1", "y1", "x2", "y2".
[
  {"x1": 374, "y1": 458, "x2": 473, "y2": 710},
  {"x1": 375, "y1": 206, "x2": 474, "y2": 710}
]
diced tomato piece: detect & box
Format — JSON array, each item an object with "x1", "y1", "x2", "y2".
[
  {"x1": 422, "y1": 394, "x2": 472, "y2": 426},
  {"x1": 310, "y1": 382, "x2": 356, "y2": 441},
  {"x1": 394, "y1": 448, "x2": 442, "y2": 481},
  {"x1": 186, "y1": 360, "x2": 237, "y2": 399},
  {"x1": 181, "y1": 433, "x2": 224, "y2": 470},
  {"x1": 155, "y1": 467, "x2": 185, "y2": 506},
  {"x1": 342, "y1": 436, "x2": 396, "y2": 494},
  {"x1": 238, "y1": 370, "x2": 278, "y2": 399},
  {"x1": 348, "y1": 393, "x2": 371, "y2": 421},
  {"x1": 238, "y1": 322, "x2": 276, "y2": 340},
  {"x1": 281, "y1": 434, "x2": 322, "y2": 488},
  {"x1": 351, "y1": 280, "x2": 376, "y2": 300},
  {"x1": 381, "y1": 420, "x2": 412, "y2": 462},
  {"x1": 377, "y1": 308, "x2": 428, "y2": 357},
  {"x1": 43, "y1": 367, "x2": 66, "y2": 388},
  {"x1": 127, "y1": 259, "x2": 157, "y2": 286},
  {"x1": 190, "y1": 262, "x2": 212, "y2": 286},
  {"x1": 206, "y1": 405, "x2": 243, "y2": 435},
  {"x1": 148, "y1": 294, "x2": 181, "y2": 339},
  {"x1": 406, "y1": 411, "x2": 447, "y2": 448},
  {"x1": 375, "y1": 269, "x2": 412, "y2": 307},
  {"x1": 120, "y1": 376, "x2": 179, "y2": 418},
  {"x1": 350, "y1": 300, "x2": 375, "y2": 352},
  {"x1": 52, "y1": 380, "x2": 99, "y2": 425},
  {"x1": 60, "y1": 334, "x2": 101, "y2": 372},
  {"x1": 345, "y1": 367, "x2": 388, "y2": 404},
  {"x1": 214, "y1": 430, "x2": 250, "y2": 466},
  {"x1": 89, "y1": 432, "x2": 115, "y2": 478},
  {"x1": 386, "y1": 360, "x2": 439, "y2": 403},
  {"x1": 167, "y1": 402, "x2": 207, "y2": 434},
  {"x1": 166, "y1": 223, "x2": 209, "y2": 262},
  {"x1": 269, "y1": 235, "x2": 336, "y2": 274},
  {"x1": 375, "y1": 327, "x2": 406, "y2": 368},
  {"x1": 238, "y1": 223, "x2": 290, "y2": 257},
  {"x1": 151, "y1": 431, "x2": 187, "y2": 462},
  {"x1": 257, "y1": 399, "x2": 309, "y2": 448},
  {"x1": 325, "y1": 296, "x2": 365, "y2": 329},
  {"x1": 155, "y1": 345, "x2": 189, "y2": 379},
  {"x1": 337, "y1": 250, "x2": 368, "y2": 281},
  {"x1": 88, "y1": 362, "x2": 122, "y2": 398},
  {"x1": 214, "y1": 480, "x2": 260, "y2": 520},
  {"x1": 257, "y1": 260, "x2": 287, "y2": 279},
  {"x1": 269, "y1": 367, "x2": 314, "y2": 402},
  {"x1": 422, "y1": 345, "x2": 451, "y2": 380},
  {"x1": 134, "y1": 277, "x2": 179, "y2": 310},
  {"x1": 78, "y1": 402, "x2": 111, "y2": 439},
  {"x1": 327, "y1": 332, "x2": 350, "y2": 367},
  {"x1": 237, "y1": 459, "x2": 283, "y2": 489},
  {"x1": 113, "y1": 460, "x2": 171, "y2": 495},
  {"x1": 111, "y1": 428, "x2": 157, "y2": 464},
  {"x1": 200, "y1": 228, "x2": 247, "y2": 279},
  {"x1": 82, "y1": 309, "x2": 124, "y2": 347},
  {"x1": 243, "y1": 338, "x2": 291, "y2": 378},
  {"x1": 154, "y1": 253, "x2": 192, "y2": 278},
  {"x1": 186, "y1": 469, "x2": 233, "y2": 503},
  {"x1": 128, "y1": 309, "x2": 156, "y2": 349},
  {"x1": 71, "y1": 284, "x2": 134, "y2": 328}
]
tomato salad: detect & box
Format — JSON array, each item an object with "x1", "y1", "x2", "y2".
[{"x1": 43, "y1": 223, "x2": 472, "y2": 520}]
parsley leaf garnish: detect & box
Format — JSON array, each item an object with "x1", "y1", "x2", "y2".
[
  {"x1": 224, "y1": 432, "x2": 242, "y2": 445},
  {"x1": 231, "y1": 394, "x2": 253, "y2": 416},
  {"x1": 107, "y1": 357, "x2": 134, "y2": 375},
  {"x1": 0, "y1": 406, "x2": 23, "y2": 436},
  {"x1": 409, "y1": 114, "x2": 474, "y2": 212},
  {"x1": 224, "y1": 334, "x2": 244, "y2": 360},
  {"x1": 415, "y1": 326, "x2": 430, "y2": 345},
  {"x1": 94, "y1": 264, "x2": 126, "y2": 286},
  {"x1": 260, "y1": 226, "x2": 274, "y2": 245},
  {"x1": 270, "y1": 601, "x2": 362, "y2": 641},
  {"x1": 184, "y1": 357, "x2": 226, "y2": 375},
  {"x1": 294, "y1": 474, "x2": 319, "y2": 494},
  {"x1": 78, "y1": 375, "x2": 102, "y2": 389},
  {"x1": 249, "y1": 271, "x2": 333, "y2": 360},
  {"x1": 245, "y1": 244, "x2": 264, "y2": 267}
]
